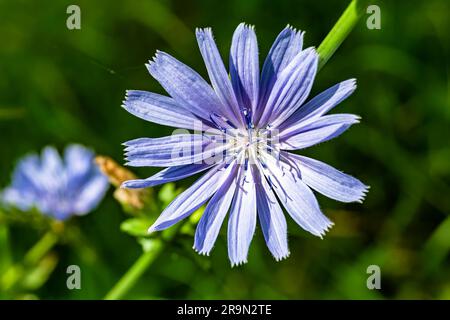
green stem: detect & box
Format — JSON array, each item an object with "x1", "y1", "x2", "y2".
[
  {"x1": 1, "y1": 230, "x2": 59, "y2": 291},
  {"x1": 23, "y1": 231, "x2": 59, "y2": 266},
  {"x1": 317, "y1": 0, "x2": 367, "y2": 70},
  {"x1": 104, "y1": 238, "x2": 163, "y2": 300},
  {"x1": 104, "y1": 215, "x2": 189, "y2": 300}
]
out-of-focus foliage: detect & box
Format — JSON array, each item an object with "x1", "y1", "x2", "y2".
[{"x1": 0, "y1": 0, "x2": 449, "y2": 299}]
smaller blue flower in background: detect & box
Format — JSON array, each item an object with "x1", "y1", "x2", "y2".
[{"x1": 1, "y1": 144, "x2": 109, "y2": 220}]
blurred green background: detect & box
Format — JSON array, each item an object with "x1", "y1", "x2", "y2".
[{"x1": 0, "y1": 0, "x2": 449, "y2": 299}]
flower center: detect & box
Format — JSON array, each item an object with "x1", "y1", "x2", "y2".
[
  {"x1": 209, "y1": 112, "x2": 280, "y2": 167},
  {"x1": 225, "y1": 126, "x2": 278, "y2": 167}
]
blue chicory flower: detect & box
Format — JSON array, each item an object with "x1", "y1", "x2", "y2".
[
  {"x1": 122, "y1": 23, "x2": 369, "y2": 265},
  {"x1": 1, "y1": 144, "x2": 109, "y2": 220}
]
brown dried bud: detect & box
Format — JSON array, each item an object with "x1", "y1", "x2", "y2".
[
  {"x1": 95, "y1": 156, "x2": 137, "y2": 187},
  {"x1": 95, "y1": 156, "x2": 152, "y2": 213}
]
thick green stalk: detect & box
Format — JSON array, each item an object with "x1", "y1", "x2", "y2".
[
  {"x1": 104, "y1": 239, "x2": 163, "y2": 300},
  {"x1": 104, "y1": 217, "x2": 189, "y2": 300},
  {"x1": 317, "y1": 0, "x2": 367, "y2": 70}
]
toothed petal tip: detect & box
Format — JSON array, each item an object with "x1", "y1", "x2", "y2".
[
  {"x1": 193, "y1": 246, "x2": 212, "y2": 257},
  {"x1": 317, "y1": 221, "x2": 334, "y2": 239},
  {"x1": 274, "y1": 251, "x2": 291, "y2": 262},
  {"x1": 230, "y1": 259, "x2": 248, "y2": 268}
]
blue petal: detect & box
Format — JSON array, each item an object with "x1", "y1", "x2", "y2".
[
  {"x1": 10, "y1": 154, "x2": 42, "y2": 193},
  {"x1": 263, "y1": 155, "x2": 333, "y2": 237},
  {"x1": 125, "y1": 134, "x2": 227, "y2": 167},
  {"x1": 37, "y1": 147, "x2": 66, "y2": 196},
  {"x1": 122, "y1": 162, "x2": 214, "y2": 189},
  {"x1": 285, "y1": 153, "x2": 369, "y2": 203},
  {"x1": 254, "y1": 169, "x2": 289, "y2": 261},
  {"x1": 196, "y1": 28, "x2": 242, "y2": 127},
  {"x1": 41, "y1": 146, "x2": 64, "y2": 179},
  {"x1": 64, "y1": 144, "x2": 96, "y2": 190},
  {"x1": 73, "y1": 173, "x2": 109, "y2": 215},
  {"x1": 258, "y1": 48, "x2": 318, "y2": 127},
  {"x1": 1, "y1": 187, "x2": 34, "y2": 211},
  {"x1": 281, "y1": 79, "x2": 357, "y2": 132},
  {"x1": 258, "y1": 25, "x2": 303, "y2": 120},
  {"x1": 3, "y1": 153, "x2": 53, "y2": 213},
  {"x1": 147, "y1": 51, "x2": 236, "y2": 126},
  {"x1": 230, "y1": 23, "x2": 260, "y2": 117},
  {"x1": 193, "y1": 164, "x2": 238, "y2": 255},
  {"x1": 279, "y1": 114, "x2": 360, "y2": 150},
  {"x1": 227, "y1": 165, "x2": 257, "y2": 266},
  {"x1": 123, "y1": 90, "x2": 208, "y2": 130},
  {"x1": 124, "y1": 134, "x2": 206, "y2": 149},
  {"x1": 148, "y1": 164, "x2": 233, "y2": 232}
]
